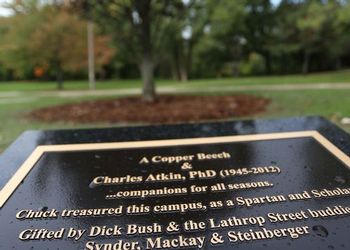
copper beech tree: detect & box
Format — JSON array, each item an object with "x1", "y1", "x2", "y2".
[{"x1": 73, "y1": 0, "x2": 184, "y2": 102}]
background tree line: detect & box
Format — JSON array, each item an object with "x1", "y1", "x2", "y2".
[{"x1": 0, "y1": 0, "x2": 350, "y2": 99}]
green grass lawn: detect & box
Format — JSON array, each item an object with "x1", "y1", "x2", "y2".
[
  {"x1": 0, "y1": 69, "x2": 349, "y2": 92},
  {"x1": 0, "y1": 70, "x2": 349, "y2": 152}
]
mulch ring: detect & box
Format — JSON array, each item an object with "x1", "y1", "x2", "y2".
[{"x1": 28, "y1": 95, "x2": 270, "y2": 124}]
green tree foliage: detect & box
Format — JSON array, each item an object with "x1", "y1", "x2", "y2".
[
  {"x1": 273, "y1": 0, "x2": 350, "y2": 73},
  {"x1": 0, "y1": 2, "x2": 115, "y2": 89},
  {"x1": 0, "y1": 4, "x2": 43, "y2": 79},
  {"x1": 1, "y1": 0, "x2": 350, "y2": 85},
  {"x1": 192, "y1": 0, "x2": 246, "y2": 77},
  {"x1": 163, "y1": 0, "x2": 209, "y2": 81},
  {"x1": 296, "y1": 1, "x2": 334, "y2": 73},
  {"x1": 73, "y1": 0, "x2": 184, "y2": 101},
  {"x1": 244, "y1": 0, "x2": 275, "y2": 74}
]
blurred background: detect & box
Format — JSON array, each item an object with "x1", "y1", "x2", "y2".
[{"x1": 0, "y1": 0, "x2": 349, "y2": 152}]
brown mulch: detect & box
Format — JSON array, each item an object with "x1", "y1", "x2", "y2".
[{"x1": 28, "y1": 95, "x2": 270, "y2": 124}]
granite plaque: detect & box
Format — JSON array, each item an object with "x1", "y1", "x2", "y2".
[{"x1": 0, "y1": 117, "x2": 349, "y2": 249}]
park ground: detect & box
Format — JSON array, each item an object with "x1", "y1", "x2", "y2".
[{"x1": 0, "y1": 70, "x2": 350, "y2": 152}]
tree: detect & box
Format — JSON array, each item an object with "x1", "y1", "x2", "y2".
[
  {"x1": 0, "y1": 3, "x2": 42, "y2": 79},
  {"x1": 243, "y1": 0, "x2": 275, "y2": 74},
  {"x1": 2, "y1": 0, "x2": 350, "y2": 82},
  {"x1": 192, "y1": 0, "x2": 246, "y2": 77},
  {"x1": 327, "y1": 0, "x2": 350, "y2": 70},
  {"x1": 0, "y1": 3, "x2": 115, "y2": 88},
  {"x1": 73, "y1": 0, "x2": 182, "y2": 102},
  {"x1": 164, "y1": 0, "x2": 209, "y2": 81},
  {"x1": 296, "y1": 1, "x2": 327, "y2": 73},
  {"x1": 271, "y1": 0, "x2": 303, "y2": 74},
  {"x1": 274, "y1": 0, "x2": 348, "y2": 74}
]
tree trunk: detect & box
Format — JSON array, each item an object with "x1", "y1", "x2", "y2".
[
  {"x1": 140, "y1": 55, "x2": 156, "y2": 102},
  {"x1": 302, "y1": 51, "x2": 310, "y2": 74},
  {"x1": 264, "y1": 51, "x2": 272, "y2": 75},
  {"x1": 87, "y1": 21, "x2": 96, "y2": 90},
  {"x1": 56, "y1": 68, "x2": 64, "y2": 90},
  {"x1": 171, "y1": 43, "x2": 181, "y2": 81},
  {"x1": 232, "y1": 62, "x2": 240, "y2": 77},
  {"x1": 171, "y1": 62, "x2": 179, "y2": 80},
  {"x1": 335, "y1": 57, "x2": 342, "y2": 70},
  {"x1": 179, "y1": 66, "x2": 188, "y2": 82},
  {"x1": 136, "y1": 0, "x2": 156, "y2": 102},
  {"x1": 182, "y1": 39, "x2": 193, "y2": 82}
]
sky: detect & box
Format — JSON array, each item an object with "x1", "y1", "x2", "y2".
[
  {"x1": 0, "y1": 0, "x2": 284, "y2": 17},
  {"x1": 0, "y1": 0, "x2": 12, "y2": 17},
  {"x1": 271, "y1": 0, "x2": 282, "y2": 5}
]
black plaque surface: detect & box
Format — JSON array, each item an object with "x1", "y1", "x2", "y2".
[{"x1": 0, "y1": 116, "x2": 350, "y2": 249}]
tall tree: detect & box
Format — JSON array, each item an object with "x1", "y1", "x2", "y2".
[
  {"x1": 326, "y1": 0, "x2": 350, "y2": 70},
  {"x1": 296, "y1": 1, "x2": 328, "y2": 73},
  {"x1": 165, "y1": 0, "x2": 208, "y2": 81},
  {"x1": 244, "y1": 0, "x2": 275, "y2": 74},
  {"x1": 73, "y1": 0, "x2": 181, "y2": 102},
  {"x1": 0, "y1": 3, "x2": 115, "y2": 88},
  {"x1": 0, "y1": 1, "x2": 43, "y2": 79},
  {"x1": 271, "y1": 0, "x2": 303, "y2": 74},
  {"x1": 197, "y1": 0, "x2": 246, "y2": 77}
]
